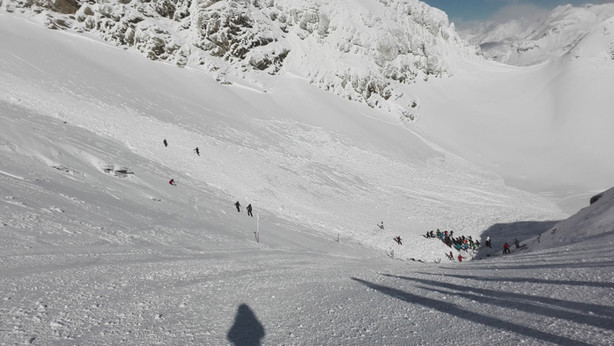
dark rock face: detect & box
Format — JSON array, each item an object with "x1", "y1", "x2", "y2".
[{"x1": 590, "y1": 193, "x2": 603, "y2": 205}]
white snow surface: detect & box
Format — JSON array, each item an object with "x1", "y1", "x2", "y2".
[
  {"x1": 1, "y1": 11, "x2": 614, "y2": 346},
  {"x1": 461, "y1": 4, "x2": 614, "y2": 66}
]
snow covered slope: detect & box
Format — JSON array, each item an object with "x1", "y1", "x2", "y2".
[
  {"x1": 1, "y1": 8, "x2": 614, "y2": 346},
  {"x1": 0, "y1": 14, "x2": 565, "y2": 261},
  {"x1": 411, "y1": 19, "x2": 614, "y2": 213},
  {"x1": 536, "y1": 186, "x2": 614, "y2": 250},
  {"x1": 2, "y1": 1, "x2": 613, "y2": 213},
  {"x1": 462, "y1": 4, "x2": 614, "y2": 66}
]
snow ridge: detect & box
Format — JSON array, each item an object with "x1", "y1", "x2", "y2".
[
  {"x1": 461, "y1": 4, "x2": 614, "y2": 66},
  {"x1": 1, "y1": 0, "x2": 474, "y2": 111}
]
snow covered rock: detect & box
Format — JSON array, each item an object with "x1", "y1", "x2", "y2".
[{"x1": 1, "y1": 0, "x2": 474, "y2": 111}]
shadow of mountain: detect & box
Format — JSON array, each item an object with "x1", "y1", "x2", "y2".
[
  {"x1": 227, "y1": 304, "x2": 265, "y2": 346},
  {"x1": 476, "y1": 220, "x2": 559, "y2": 258},
  {"x1": 351, "y1": 277, "x2": 593, "y2": 345}
]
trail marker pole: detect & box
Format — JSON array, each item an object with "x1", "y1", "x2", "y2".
[{"x1": 256, "y1": 214, "x2": 260, "y2": 243}]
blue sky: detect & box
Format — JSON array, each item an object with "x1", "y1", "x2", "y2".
[{"x1": 421, "y1": 0, "x2": 613, "y2": 23}]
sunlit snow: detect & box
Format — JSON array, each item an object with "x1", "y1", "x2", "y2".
[{"x1": 1, "y1": 4, "x2": 613, "y2": 345}]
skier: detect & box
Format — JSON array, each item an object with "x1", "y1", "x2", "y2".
[
  {"x1": 194, "y1": 147, "x2": 200, "y2": 156},
  {"x1": 514, "y1": 238, "x2": 520, "y2": 249},
  {"x1": 394, "y1": 236, "x2": 402, "y2": 245},
  {"x1": 234, "y1": 201, "x2": 241, "y2": 212},
  {"x1": 457, "y1": 254, "x2": 463, "y2": 262},
  {"x1": 377, "y1": 221, "x2": 384, "y2": 230},
  {"x1": 246, "y1": 204, "x2": 253, "y2": 217},
  {"x1": 503, "y1": 242, "x2": 511, "y2": 254},
  {"x1": 163, "y1": 139, "x2": 168, "y2": 147},
  {"x1": 486, "y1": 236, "x2": 492, "y2": 248},
  {"x1": 169, "y1": 178, "x2": 176, "y2": 186}
]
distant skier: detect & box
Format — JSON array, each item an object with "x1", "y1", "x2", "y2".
[
  {"x1": 503, "y1": 242, "x2": 511, "y2": 254},
  {"x1": 246, "y1": 204, "x2": 253, "y2": 217},
  {"x1": 377, "y1": 221, "x2": 384, "y2": 230},
  {"x1": 394, "y1": 236, "x2": 402, "y2": 245},
  {"x1": 163, "y1": 139, "x2": 168, "y2": 147},
  {"x1": 457, "y1": 254, "x2": 463, "y2": 262},
  {"x1": 169, "y1": 178, "x2": 176, "y2": 186},
  {"x1": 194, "y1": 147, "x2": 200, "y2": 156},
  {"x1": 485, "y1": 236, "x2": 492, "y2": 248},
  {"x1": 234, "y1": 201, "x2": 241, "y2": 212},
  {"x1": 514, "y1": 238, "x2": 520, "y2": 249}
]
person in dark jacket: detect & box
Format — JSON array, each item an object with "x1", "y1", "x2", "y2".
[
  {"x1": 194, "y1": 147, "x2": 200, "y2": 156},
  {"x1": 394, "y1": 236, "x2": 402, "y2": 245},
  {"x1": 234, "y1": 201, "x2": 241, "y2": 212},
  {"x1": 163, "y1": 139, "x2": 168, "y2": 147},
  {"x1": 246, "y1": 204, "x2": 253, "y2": 217}
]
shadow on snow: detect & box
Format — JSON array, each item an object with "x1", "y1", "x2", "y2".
[
  {"x1": 414, "y1": 272, "x2": 614, "y2": 289},
  {"x1": 475, "y1": 220, "x2": 559, "y2": 259},
  {"x1": 352, "y1": 276, "x2": 612, "y2": 345},
  {"x1": 227, "y1": 304, "x2": 265, "y2": 346}
]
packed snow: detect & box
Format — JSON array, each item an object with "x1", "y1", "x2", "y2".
[{"x1": 1, "y1": 5, "x2": 614, "y2": 346}]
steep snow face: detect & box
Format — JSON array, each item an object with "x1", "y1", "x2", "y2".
[
  {"x1": 539, "y1": 186, "x2": 614, "y2": 249},
  {"x1": 461, "y1": 4, "x2": 614, "y2": 66},
  {"x1": 0, "y1": 15, "x2": 565, "y2": 264},
  {"x1": 0, "y1": 0, "x2": 474, "y2": 111}
]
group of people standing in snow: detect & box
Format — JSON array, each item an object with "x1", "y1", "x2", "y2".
[
  {"x1": 163, "y1": 138, "x2": 256, "y2": 217},
  {"x1": 426, "y1": 229, "x2": 481, "y2": 252},
  {"x1": 386, "y1": 224, "x2": 527, "y2": 262}
]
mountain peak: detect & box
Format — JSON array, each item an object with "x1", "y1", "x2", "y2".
[{"x1": 461, "y1": 3, "x2": 614, "y2": 66}]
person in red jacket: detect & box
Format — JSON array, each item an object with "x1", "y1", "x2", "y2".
[
  {"x1": 169, "y1": 179, "x2": 176, "y2": 186},
  {"x1": 457, "y1": 254, "x2": 463, "y2": 262},
  {"x1": 503, "y1": 242, "x2": 511, "y2": 254}
]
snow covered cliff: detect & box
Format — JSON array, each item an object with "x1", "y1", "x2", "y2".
[{"x1": 1, "y1": 0, "x2": 474, "y2": 112}]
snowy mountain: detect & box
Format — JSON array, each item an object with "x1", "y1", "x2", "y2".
[
  {"x1": 461, "y1": 4, "x2": 614, "y2": 66},
  {"x1": 2, "y1": 0, "x2": 473, "y2": 113},
  {"x1": 1, "y1": 3, "x2": 614, "y2": 344}
]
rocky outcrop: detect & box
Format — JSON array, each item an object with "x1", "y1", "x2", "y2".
[{"x1": 2, "y1": 0, "x2": 475, "y2": 112}]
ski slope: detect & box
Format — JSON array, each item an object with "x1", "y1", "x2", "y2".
[{"x1": 1, "y1": 13, "x2": 613, "y2": 345}]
